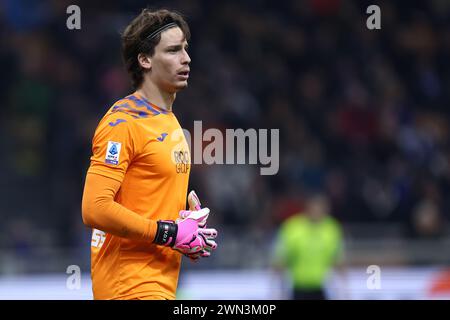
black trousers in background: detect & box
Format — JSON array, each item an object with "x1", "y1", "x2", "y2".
[{"x1": 293, "y1": 288, "x2": 326, "y2": 300}]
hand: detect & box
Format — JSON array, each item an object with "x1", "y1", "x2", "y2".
[
  {"x1": 175, "y1": 209, "x2": 218, "y2": 256},
  {"x1": 177, "y1": 190, "x2": 206, "y2": 226},
  {"x1": 182, "y1": 227, "x2": 218, "y2": 261},
  {"x1": 180, "y1": 191, "x2": 218, "y2": 260},
  {"x1": 188, "y1": 190, "x2": 202, "y2": 211},
  {"x1": 153, "y1": 208, "x2": 217, "y2": 257}
]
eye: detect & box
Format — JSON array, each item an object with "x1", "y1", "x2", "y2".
[{"x1": 166, "y1": 47, "x2": 180, "y2": 53}]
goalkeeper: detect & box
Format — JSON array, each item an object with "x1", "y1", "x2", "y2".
[{"x1": 81, "y1": 8, "x2": 218, "y2": 300}]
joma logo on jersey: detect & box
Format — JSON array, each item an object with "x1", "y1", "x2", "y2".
[
  {"x1": 173, "y1": 150, "x2": 190, "y2": 174},
  {"x1": 105, "y1": 141, "x2": 122, "y2": 165}
]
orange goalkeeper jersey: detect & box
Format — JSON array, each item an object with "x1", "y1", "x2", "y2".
[{"x1": 87, "y1": 92, "x2": 191, "y2": 300}]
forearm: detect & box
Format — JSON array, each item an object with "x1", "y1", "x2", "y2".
[{"x1": 82, "y1": 172, "x2": 157, "y2": 242}]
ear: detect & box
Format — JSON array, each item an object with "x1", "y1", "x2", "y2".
[{"x1": 137, "y1": 53, "x2": 152, "y2": 70}]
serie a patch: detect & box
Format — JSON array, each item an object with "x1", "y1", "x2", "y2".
[{"x1": 105, "y1": 141, "x2": 122, "y2": 165}]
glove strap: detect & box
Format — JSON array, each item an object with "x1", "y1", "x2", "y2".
[{"x1": 153, "y1": 220, "x2": 178, "y2": 246}]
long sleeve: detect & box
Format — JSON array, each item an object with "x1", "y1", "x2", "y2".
[{"x1": 81, "y1": 172, "x2": 157, "y2": 242}]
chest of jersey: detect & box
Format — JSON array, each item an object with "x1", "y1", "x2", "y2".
[{"x1": 131, "y1": 113, "x2": 191, "y2": 179}]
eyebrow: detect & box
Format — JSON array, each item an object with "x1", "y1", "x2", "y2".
[{"x1": 165, "y1": 42, "x2": 189, "y2": 50}]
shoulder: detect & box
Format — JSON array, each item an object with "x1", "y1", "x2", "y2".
[
  {"x1": 97, "y1": 94, "x2": 154, "y2": 130},
  {"x1": 323, "y1": 217, "x2": 343, "y2": 237},
  {"x1": 281, "y1": 213, "x2": 304, "y2": 232},
  {"x1": 325, "y1": 216, "x2": 341, "y2": 228},
  {"x1": 107, "y1": 94, "x2": 167, "y2": 120},
  {"x1": 92, "y1": 98, "x2": 141, "y2": 144},
  {"x1": 93, "y1": 94, "x2": 168, "y2": 144}
]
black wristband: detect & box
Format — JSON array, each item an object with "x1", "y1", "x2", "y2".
[{"x1": 153, "y1": 221, "x2": 178, "y2": 246}]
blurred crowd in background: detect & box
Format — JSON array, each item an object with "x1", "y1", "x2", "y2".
[{"x1": 1, "y1": 0, "x2": 450, "y2": 266}]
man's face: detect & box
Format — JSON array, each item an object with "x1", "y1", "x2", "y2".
[
  {"x1": 149, "y1": 27, "x2": 191, "y2": 93},
  {"x1": 306, "y1": 195, "x2": 330, "y2": 222}
]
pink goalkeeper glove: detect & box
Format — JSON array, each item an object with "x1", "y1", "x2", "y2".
[
  {"x1": 179, "y1": 191, "x2": 218, "y2": 260},
  {"x1": 153, "y1": 208, "x2": 218, "y2": 257},
  {"x1": 188, "y1": 190, "x2": 202, "y2": 211}
]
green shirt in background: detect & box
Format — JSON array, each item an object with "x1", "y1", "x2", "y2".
[{"x1": 275, "y1": 214, "x2": 343, "y2": 290}]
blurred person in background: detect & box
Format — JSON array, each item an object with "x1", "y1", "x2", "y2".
[
  {"x1": 273, "y1": 192, "x2": 344, "y2": 300},
  {"x1": 81, "y1": 8, "x2": 217, "y2": 300}
]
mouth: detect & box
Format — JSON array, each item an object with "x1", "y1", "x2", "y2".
[{"x1": 177, "y1": 70, "x2": 190, "y2": 80}]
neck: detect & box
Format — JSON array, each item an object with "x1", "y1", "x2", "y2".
[{"x1": 136, "y1": 81, "x2": 176, "y2": 112}]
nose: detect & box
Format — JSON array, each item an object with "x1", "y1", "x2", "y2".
[{"x1": 181, "y1": 48, "x2": 191, "y2": 65}]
